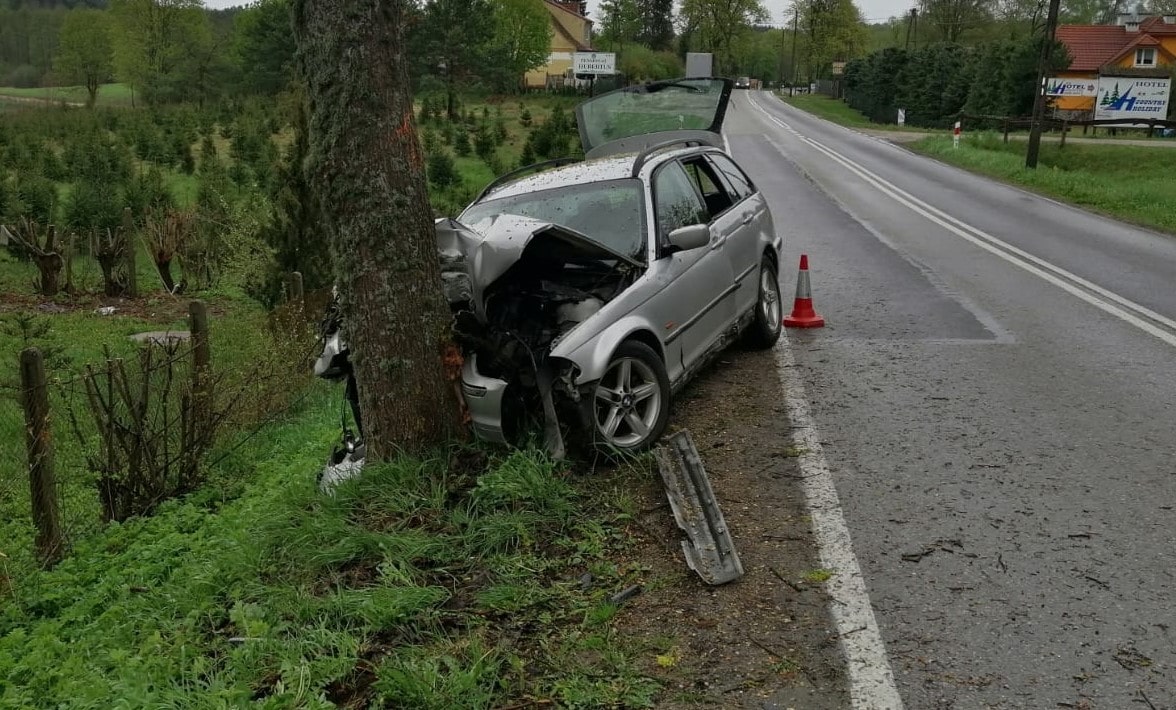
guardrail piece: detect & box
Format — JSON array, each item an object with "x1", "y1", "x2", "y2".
[{"x1": 654, "y1": 429, "x2": 744, "y2": 585}]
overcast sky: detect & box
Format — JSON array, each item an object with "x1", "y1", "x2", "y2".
[{"x1": 204, "y1": 0, "x2": 916, "y2": 26}]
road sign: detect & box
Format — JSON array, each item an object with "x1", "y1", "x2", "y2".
[
  {"x1": 685, "y1": 52, "x2": 712, "y2": 78},
  {"x1": 897, "y1": 108, "x2": 906, "y2": 126},
  {"x1": 832, "y1": 61, "x2": 846, "y2": 76},
  {"x1": 573, "y1": 52, "x2": 616, "y2": 76}
]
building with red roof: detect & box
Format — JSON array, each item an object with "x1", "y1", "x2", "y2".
[{"x1": 1053, "y1": 12, "x2": 1176, "y2": 118}]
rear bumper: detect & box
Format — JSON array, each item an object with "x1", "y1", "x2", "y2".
[{"x1": 460, "y1": 354, "x2": 509, "y2": 444}]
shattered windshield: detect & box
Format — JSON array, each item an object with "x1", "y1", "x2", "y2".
[{"x1": 460, "y1": 179, "x2": 646, "y2": 258}]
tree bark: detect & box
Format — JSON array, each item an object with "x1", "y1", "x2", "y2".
[{"x1": 293, "y1": 0, "x2": 463, "y2": 460}]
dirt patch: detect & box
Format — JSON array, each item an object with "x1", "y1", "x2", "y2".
[
  {"x1": 0, "y1": 291, "x2": 233, "y2": 323},
  {"x1": 612, "y1": 344, "x2": 849, "y2": 708}
]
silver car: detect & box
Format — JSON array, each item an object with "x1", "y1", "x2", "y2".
[{"x1": 443, "y1": 77, "x2": 784, "y2": 456}]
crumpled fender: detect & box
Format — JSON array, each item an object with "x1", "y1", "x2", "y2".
[{"x1": 549, "y1": 313, "x2": 663, "y2": 386}]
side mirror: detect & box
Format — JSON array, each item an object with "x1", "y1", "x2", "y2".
[{"x1": 666, "y1": 223, "x2": 710, "y2": 253}]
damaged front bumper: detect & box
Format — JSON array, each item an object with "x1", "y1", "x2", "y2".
[
  {"x1": 460, "y1": 352, "x2": 594, "y2": 458},
  {"x1": 460, "y1": 354, "x2": 511, "y2": 445}
]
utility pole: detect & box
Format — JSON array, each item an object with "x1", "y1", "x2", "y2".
[
  {"x1": 1026, "y1": 0, "x2": 1062, "y2": 169},
  {"x1": 905, "y1": 8, "x2": 915, "y2": 49},
  {"x1": 912, "y1": 7, "x2": 918, "y2": 49},
  {"x1": 789, "y1": 5, "x2": 799, "y2": 96},
  {"x1": 778, "y1": 23, "x2": 786, "y2": 88}
]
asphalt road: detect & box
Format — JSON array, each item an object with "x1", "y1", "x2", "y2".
[{"x1": 725, "y1": 90, "x2": 1176, "y2": 708}]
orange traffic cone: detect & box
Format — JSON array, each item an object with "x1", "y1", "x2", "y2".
[{"x1": 783, "y1": 254, "x2": 825, "y2": 328}]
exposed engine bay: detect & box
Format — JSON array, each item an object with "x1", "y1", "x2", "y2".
[{"x1": 314, "y1": 215, "x2": 642, "y2": 488}]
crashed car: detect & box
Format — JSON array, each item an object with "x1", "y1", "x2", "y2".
[{"x1": 317, "y1": 77, "x2": 783, "y2": 458}]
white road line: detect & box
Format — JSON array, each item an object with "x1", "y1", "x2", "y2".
[
  {"x1": 725, "y1": 106, "x2": 906, "y2": 709},
  {"x1": 747, "y1": 95, "x2": 1176, "y2": 349},
  {"x1": 773, "y1": 338, "x2": 905, "y2": 710}
]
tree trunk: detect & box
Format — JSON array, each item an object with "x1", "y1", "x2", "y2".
[{"x1": 294, "y1": 0, "x2": 463, "y2": 460}]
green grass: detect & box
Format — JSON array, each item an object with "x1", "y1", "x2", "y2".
[
  {"x1": 909, "y1": 132, "x2": 1176, "y2": 234},
  {"x1": 778, "y1": 93, "x2": 924, "y2": 132},
  {"x1": 0, "y1": 83, "x2": 136, "y2": 108},
  {"x1": 0, "y1": 406, "x2": 661, "y2": 707}
]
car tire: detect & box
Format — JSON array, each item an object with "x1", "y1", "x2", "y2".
[
  {"x1": 744, "y1": 256, "x2": 782, "y2": 349},
  {"x1": 590, "y1": 341, "x2": 671, "y2": 454}
]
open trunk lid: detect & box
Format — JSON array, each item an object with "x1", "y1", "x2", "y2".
[{"x1": 574, "y1": 77, "x2": 733, "y2": 159}]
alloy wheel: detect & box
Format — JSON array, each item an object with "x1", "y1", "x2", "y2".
[{"x1": 594, "y1": 357, "x2": 663, "y2": 448}]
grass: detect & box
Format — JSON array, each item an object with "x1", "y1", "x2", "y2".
[
  {"x1": 0, "y1": 83, "x2": 136, "y2": 108},
  {"x1": 802, "y1": 569, "x2": 833, "y2": 584},
  {"x1": 778, "y1": 93, "x2": 924, "y2": 132},
  {"x1": 909, "y1": 132, "x2": 1176, "y2": 234},
  {"x1": 0, "y1": 405, "x2": 662, "y2": 707}
]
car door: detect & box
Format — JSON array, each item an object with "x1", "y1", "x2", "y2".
[
  {"x1": 643, "y1": 160, "x2": 737, "y2": 376},
  {"x1": 706, "y1": 152, "x2": 767, "y2": 315}
]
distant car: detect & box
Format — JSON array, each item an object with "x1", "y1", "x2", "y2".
[
  {"x1": 318, "y1": 78, "x2": 783, "y2": 456},
  {"x1": 735, "y1": 76, "x2": 751, "y2": 89}
]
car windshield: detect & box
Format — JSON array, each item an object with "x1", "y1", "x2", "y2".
[{"x1": 460, "y1": 179, "x2": 646, "y2": 258}]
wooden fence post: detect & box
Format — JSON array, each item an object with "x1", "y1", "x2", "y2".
[
  {"x1": 189, "y1": 300, "x2": 211, "y2": 426},
  {"x1": 122, "y1": 208, "x2": 138, "y2": 298},
  {"x1": 1060, "y1": 120, "x2": 1068, "y2": 148},
  {"x1": 1002, "y1": 119, "x2": 1010, "y2": 143},
  {"x1": 20, "y1": 348, "x2": 64, "y2": 567}
]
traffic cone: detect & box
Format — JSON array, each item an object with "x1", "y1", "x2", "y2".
[{"x1": 783, "y1": 254, "x2": 825, "y2": 328}]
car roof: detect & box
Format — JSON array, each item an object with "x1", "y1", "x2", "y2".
[{"x1": 476, "y1": 146, "x2": 710, "y2": 203}]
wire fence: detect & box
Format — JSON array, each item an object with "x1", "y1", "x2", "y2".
[{"x1": 1, "y1": 281, "x2": 328, "y2": 574}]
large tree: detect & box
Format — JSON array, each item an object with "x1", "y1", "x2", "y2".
[
  {"x1": 598, "y1": 0, "x2": 641, "y2": 48},
  {"x1": 795, "y1": 0, "x2": 868, "y2": 83},
  {"x1": 637, "y1": 0, "x2": 675, "y2": 50},
  {"x1": 488, "y1": 0, "x2": 551, "y2": 91},
  {"x1": 416, "y1": 0, "x2": 495, "y2": 118},
  {"x1": 109, "y1": 0, "x2": 213, "y2": 103},
  {"x1": 232, "y1": 0, "x2": 296, "y2": 94},
  {"x1": 678, "y1": 0, "x2": 768, "y2": 73},
  {"x1": 293, "y1": 0, "x2": 463, "y2": 458},
  {"x1": 917, "y1": 0, "x2": 995, "y2": 42},
  {"x1": 53, "y1": 8, "x2": 113, "y2": 107}
]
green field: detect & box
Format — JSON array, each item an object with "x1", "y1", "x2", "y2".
[
  {"x1": 910, "y1": 133, "x2": 1176, "y2": 234},
  {"x1": 0, "y1": 82, "x2": 136, "y2": 108}
]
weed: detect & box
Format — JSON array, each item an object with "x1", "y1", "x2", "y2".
[{"x1": 802, "y1": 568, "x2": 834, "y2": 584}]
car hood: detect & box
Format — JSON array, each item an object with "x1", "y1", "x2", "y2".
[{"x1": 435, "y1": 215, "x2": 641, "y2": 318}]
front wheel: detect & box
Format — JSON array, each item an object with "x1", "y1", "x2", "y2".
[
  {"x1": 591, "y1": 341, "x2": 671, "y2": 453},
  {"x1": 744, "y1": 256, "x2": 782, "y2": 349}
]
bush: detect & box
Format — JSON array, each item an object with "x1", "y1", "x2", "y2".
[
  {"x1": 14, "y1": 175, "x2": 58, "y2": 225},
  {"x1": 124, "y1": 167, "x2": 176, "y2": 221},
  {"x1": 40, "y1": 149, "x2": 69, "y2": 182},
  {"x1": 427, "y1": 148, "x2": 459, "y2": 189},
  {"x1": 474, "y1": 123, "x2": 496, "y2": 162},
  {"x1": 64, "y1": 180, "x2": 124, "y2": 233},
  {"x1": 453, "y1": 127, "x2": 471, "y2": 157},
  {"x1": 5, "y1": 64, "x2": 41, "y2": 88},
  {"x1": 519, "y1": 107, "x2": 533, "y2": 127}
]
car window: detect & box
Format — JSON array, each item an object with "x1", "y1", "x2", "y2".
[
  {"x1": 682, "y1": 157, "x2": 735, "y2": 220},
  {"x1": 707, "y1": 153, "x2": 755, "y2": 201},
  {"x1": 653, "y1": 162, "x2": 707, "y2": 246},
  {"x1": 459, "y1": 179, "x2": 646, "y2": 258}
]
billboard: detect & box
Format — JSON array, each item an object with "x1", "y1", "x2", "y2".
[
  {"x1": 1094, "y1": 76, "x2": 1171, "y2": 123},
  {"x1": 1045, "y1": 78, "x2": 1097, "y2": 97}
]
